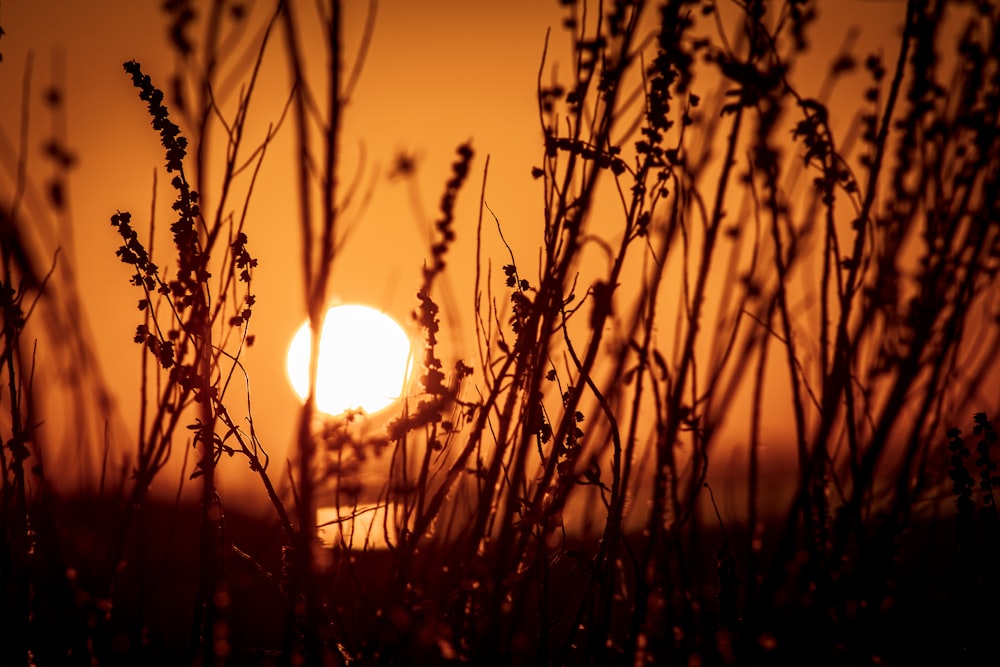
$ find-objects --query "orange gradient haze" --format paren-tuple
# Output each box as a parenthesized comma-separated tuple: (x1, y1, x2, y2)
(1, 0, 994, 518)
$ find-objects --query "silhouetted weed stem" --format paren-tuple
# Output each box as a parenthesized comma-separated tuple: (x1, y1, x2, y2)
(752, 0, 914, 608)
(278, 0, 387, 661)
(465, 4, 657, 657)
(563, 181, 685, 663)
(838, 1, 998, 570)
(0, 215, 34, 667)
(755, 45, 826, 577)
(119, 58, 218, 661)
(705, 481, 739, 630)
(107, 30, 301, 658)
(632, 59, 747, 665)
(278, 0, 334, 656)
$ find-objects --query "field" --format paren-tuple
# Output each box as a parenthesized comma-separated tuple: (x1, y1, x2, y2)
(2, 1, 999, 665)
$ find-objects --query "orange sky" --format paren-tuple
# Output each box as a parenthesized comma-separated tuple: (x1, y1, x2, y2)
(8, 0, 983, 515)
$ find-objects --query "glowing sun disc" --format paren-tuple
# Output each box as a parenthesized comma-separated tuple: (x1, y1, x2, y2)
(286, 304, 412, 416)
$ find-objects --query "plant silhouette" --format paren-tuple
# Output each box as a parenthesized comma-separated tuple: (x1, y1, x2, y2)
(1, 1, 999, 665)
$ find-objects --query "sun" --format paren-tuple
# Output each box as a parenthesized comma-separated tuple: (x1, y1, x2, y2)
(286, 304, 413, 416)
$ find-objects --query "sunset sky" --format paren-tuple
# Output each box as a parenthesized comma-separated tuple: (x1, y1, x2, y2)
(7, 5, 1000, 666)
(0, 1, 933, 504)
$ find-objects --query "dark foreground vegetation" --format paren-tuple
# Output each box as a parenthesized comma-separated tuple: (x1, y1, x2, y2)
(2, 0, 999, 664)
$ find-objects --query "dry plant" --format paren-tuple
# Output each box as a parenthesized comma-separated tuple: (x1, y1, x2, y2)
(1, 0, 999, 665)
